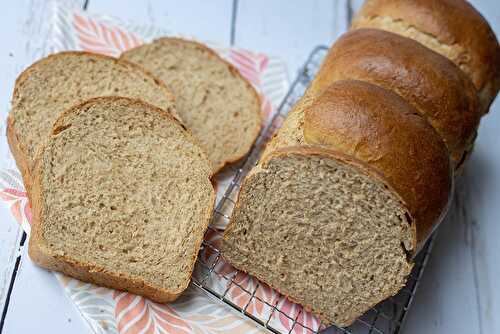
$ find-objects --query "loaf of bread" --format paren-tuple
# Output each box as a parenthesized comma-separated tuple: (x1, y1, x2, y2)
(8, 51, 177, 187)
(352, 0, 500, 113)
(312, 28, 481, 170)
(222, 80, 452, 326)
(29, 97, 214, 302)
(222, 0, 499, 327)
(121, 37, 262, 173)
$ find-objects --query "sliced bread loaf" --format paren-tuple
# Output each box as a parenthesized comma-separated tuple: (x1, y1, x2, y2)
(312, 28, 481, 170)
(29, 97, 215, 302)
(121, 37, 262, 173)
(8, 51, 177, 186)
(222, 80, 452, 326)
(351, 0, 500, 112)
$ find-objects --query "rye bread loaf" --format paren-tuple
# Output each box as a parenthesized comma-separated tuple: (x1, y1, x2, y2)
(8, 51, 178, 186)
(313, 28, 481, 169)
(29, 97, 215, 302)
(222, 80, 452, 326)
(121, 37, 262, 173)
(351, 0, 500, 112)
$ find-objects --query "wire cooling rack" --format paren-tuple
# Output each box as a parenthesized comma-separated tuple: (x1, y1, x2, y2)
(190, 46, 436, 334)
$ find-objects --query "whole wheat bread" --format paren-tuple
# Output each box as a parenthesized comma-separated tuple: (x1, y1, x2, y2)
(222, 80, 452, 326)
(351, 0, 500, 112)
(121, 37, 262, 172)
(313, 28, 481, 170)
(222, 147, 414, 327)
(8, 51, 177, 186)
(29, 97, 215, 302)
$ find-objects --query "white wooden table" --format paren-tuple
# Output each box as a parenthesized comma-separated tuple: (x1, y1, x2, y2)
(1, 1, 499, 333)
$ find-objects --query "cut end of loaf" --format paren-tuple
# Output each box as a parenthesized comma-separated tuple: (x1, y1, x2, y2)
(29, 97, 214, 301)
(222, 149, 413, 327)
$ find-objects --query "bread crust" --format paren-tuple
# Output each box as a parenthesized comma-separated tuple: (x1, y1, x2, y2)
(303, 80, 452, 251)
(121, 37, 263, 173)
(222, 146, 415, 326)
(312, 28, 481, 169)
(9, 51, 180, 186)
(6, 115, 32, 192)
(29, 96, 215, 303)
(352, 0, 500, 111)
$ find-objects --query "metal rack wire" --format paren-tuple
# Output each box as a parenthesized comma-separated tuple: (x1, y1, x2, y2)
(190, 46, 436, 334)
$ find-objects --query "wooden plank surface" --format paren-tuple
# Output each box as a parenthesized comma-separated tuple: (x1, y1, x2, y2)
(1, 1, 500, 333)
(234, 0, 347, 78)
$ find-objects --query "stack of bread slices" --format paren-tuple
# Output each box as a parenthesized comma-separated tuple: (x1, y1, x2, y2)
(8, 39, 262, 301)
(222, 0, 500, 327)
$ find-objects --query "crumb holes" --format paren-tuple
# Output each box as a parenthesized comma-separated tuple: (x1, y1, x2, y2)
(279, 273, 286, 280)
(110, 206, 117, 210)
(401, 242, 412, 262)
(404, 212, 413, 225)
(233, 112, 239, 117)
(370, 275, 374, 281)
(185, 177, 190, 183)
(98, 245, 105, 251)
(99, 203, 105, 209)
(242, 229, 247, 236)
(114, 87, 120, 93)
(53, 124, 72, 135)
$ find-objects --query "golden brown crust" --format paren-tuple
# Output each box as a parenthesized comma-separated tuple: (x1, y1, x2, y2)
(313, 28, 481, 169)
(121, 37, 263, 173)
(352, 0, 500, 111)
(9, 51, 181, 185)
(29, 96, 215, 303)
(303, 80, 452, 251)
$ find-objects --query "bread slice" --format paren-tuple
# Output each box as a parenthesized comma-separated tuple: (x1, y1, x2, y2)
(222, 147, 413, 327)
(121, 37, 262, 173)
(222, 80, 452, 326)
(351, 0, 500, 112)
(8, 51, 178, 186)
(29, 97, 215, 302)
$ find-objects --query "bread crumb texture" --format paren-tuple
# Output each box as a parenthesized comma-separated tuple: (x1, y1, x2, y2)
(34, 98, 213, 295)
(223, 152, 413, 326)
